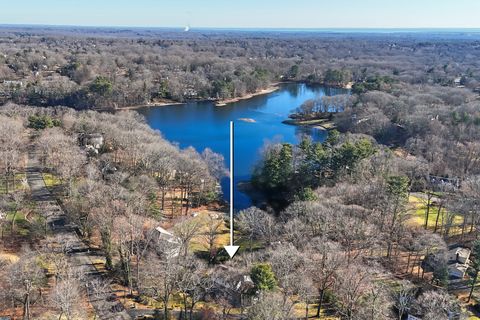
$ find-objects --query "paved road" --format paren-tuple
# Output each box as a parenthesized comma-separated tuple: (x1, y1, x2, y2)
(27, 148, 132, 320)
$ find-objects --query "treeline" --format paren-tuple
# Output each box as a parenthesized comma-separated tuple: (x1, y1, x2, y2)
(1, 28, 480, 109)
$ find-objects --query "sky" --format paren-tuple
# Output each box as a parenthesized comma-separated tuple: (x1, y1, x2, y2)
(1, 0, 479, 29)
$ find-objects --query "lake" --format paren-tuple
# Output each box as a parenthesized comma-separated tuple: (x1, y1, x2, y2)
(139, 83, 347, 210)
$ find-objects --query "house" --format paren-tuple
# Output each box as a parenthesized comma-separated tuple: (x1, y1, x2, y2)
(83, 133, 104, 149)
(448, 263, 469, 279)
(3, 80, 23, 87)
(446, 246, 471, 279)
(428, 175, 460, 192)
(80, 133, 104, 154)
(234, 275, 255, 293)
(448, 247, 471, 265)
(154, 226, 181, 258)
(183, 87, 198, 98)
(424, 246, 471, 280)
(211, 266, 255, 307)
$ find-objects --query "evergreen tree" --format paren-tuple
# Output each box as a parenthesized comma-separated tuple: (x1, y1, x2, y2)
(251, 263, 277, 291)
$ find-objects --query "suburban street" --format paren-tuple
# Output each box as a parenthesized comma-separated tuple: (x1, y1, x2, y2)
(26, 146, 132, 320)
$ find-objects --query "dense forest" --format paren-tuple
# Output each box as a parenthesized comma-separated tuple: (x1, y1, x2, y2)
(1, 26, 480, 319)
(1, 26, 479, 109)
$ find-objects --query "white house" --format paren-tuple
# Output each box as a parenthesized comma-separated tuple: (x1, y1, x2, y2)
(448, 247, 471, 264)
(3, 80, 23, 87)
(82, 133, 104, 150)
(155, 226, 181, 258)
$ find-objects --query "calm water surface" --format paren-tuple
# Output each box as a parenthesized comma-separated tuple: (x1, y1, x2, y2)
(139, 83, 347, 209)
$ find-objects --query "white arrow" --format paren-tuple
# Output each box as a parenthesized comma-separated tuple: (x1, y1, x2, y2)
(224, 121, 239, 259)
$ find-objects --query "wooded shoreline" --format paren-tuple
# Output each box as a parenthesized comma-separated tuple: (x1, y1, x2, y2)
(101, 80, 351, 111)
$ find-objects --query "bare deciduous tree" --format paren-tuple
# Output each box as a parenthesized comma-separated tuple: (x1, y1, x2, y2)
(5, 249, 46, 320)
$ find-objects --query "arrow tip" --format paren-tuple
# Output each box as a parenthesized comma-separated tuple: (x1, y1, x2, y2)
(224, 245, 240, 259)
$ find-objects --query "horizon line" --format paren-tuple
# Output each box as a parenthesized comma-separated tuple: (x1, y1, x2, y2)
(1, 23, 480, 33)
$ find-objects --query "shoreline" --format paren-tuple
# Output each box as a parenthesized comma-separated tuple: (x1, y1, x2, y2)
(214, 83, 281, 107)
(114, 100, 183, 111)
(102, 80, 350, 111)
(108, 84, 282, 111)
(282, 117, 337, 130)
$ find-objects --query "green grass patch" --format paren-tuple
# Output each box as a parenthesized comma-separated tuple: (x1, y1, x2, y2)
(4, 208, 47, 238)
(408, 195, 464, 234)
(187, 211, 265, 264)
(0, 173, 27, 194)
(6, 211, 30, 236)
(43, 173, 62, 188)
(293, 302, 338, 319)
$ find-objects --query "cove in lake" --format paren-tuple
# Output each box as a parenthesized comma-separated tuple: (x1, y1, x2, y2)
(139, 83, 348, 210)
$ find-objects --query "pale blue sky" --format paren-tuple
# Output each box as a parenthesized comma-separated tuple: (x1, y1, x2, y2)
(1, 0, 479, 29)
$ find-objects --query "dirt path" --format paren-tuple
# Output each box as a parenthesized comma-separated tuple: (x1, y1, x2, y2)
(27, 147, 132, 320)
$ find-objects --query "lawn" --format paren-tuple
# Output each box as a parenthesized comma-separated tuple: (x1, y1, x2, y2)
(188, 211, 229, 251)
(188, 210, 264, 256)
(293, 301, 338, 319)
(5, 211, 30, 236)
(42, 173, 62, 188)
(0, 173, 27, 194)
(2, 205, 47, 240)
(407, 195, 465, 235)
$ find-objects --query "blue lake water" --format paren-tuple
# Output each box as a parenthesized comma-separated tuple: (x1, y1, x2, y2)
(139, 83, 347, 210)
